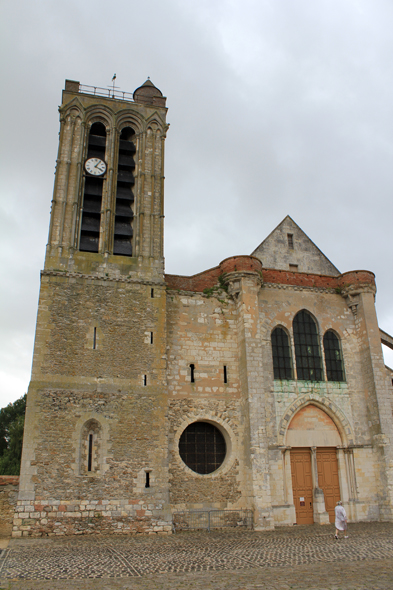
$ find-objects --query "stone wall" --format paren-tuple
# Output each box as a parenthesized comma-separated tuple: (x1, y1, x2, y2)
(252, 215, 340, 275)
(16, 273, 171, 537)
(0, 477, 19, 537)
(166, 290, 253, 511)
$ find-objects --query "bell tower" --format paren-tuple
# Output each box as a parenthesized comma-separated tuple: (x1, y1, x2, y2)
(16, 80, 172, 537)
(46, 78, 168, 278)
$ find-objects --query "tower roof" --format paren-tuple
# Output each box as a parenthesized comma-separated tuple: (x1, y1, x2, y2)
(133, 79, 166, 106)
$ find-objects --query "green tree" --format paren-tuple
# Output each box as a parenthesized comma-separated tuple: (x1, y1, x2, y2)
(0, 394, 26, 475)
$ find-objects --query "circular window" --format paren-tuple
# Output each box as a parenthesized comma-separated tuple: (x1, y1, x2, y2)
(178, 421, 226, 474)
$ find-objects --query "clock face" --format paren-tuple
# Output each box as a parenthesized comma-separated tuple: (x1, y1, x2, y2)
(85, 158, 107, 176)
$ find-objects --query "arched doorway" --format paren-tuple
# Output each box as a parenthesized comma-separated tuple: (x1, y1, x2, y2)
(287, 404, 342, 524)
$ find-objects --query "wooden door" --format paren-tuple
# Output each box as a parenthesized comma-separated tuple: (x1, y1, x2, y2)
(317, 448, 341, 523)
(290, 449, 314, 524)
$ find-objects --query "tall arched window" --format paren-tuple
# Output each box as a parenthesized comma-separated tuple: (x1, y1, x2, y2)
(323, 330, 345, 382)
(271, 327, 293, 380)
(293, 310, 323, 381)
(113, 126, 136, 256)
(80, 122, 106, 253)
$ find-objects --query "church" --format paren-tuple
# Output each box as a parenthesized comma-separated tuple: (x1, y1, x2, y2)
(14, 79, 393, 537)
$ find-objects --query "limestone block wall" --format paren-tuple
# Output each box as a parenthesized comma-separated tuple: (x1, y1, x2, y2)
(15, 274, 170, 537)
(35, 274, 166, 381)
(257, 283, 389, 523)
(258, 284, 369, 446)
(166, 290, 253, 510)
(352, 447, 380, 521)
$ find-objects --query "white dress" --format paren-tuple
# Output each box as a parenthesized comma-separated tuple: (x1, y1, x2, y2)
(335, 505, 347, 530)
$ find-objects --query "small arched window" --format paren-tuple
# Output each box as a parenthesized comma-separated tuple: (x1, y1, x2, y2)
(80, 419, 102, 475)
(323, 330, 345, 382)
(293, 310, 323, 381)
(271, 327, 293, 380)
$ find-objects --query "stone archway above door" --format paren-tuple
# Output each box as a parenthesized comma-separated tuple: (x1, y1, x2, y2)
(277, 395, 354, 447)
(286, 405, 341, 447)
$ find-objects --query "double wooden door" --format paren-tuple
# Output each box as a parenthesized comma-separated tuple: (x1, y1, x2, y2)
(290, 447, 340, 525)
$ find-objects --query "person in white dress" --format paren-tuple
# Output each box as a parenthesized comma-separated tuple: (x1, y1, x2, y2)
(334, 501, 348, 539)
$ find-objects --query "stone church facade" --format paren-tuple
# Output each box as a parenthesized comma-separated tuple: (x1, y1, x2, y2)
(14, 80, 393, 537)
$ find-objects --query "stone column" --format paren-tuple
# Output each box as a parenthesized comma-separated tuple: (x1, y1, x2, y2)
(282, 448, 297, 525)
(342, 273, 393, 520)
(223, 256, 273, 529)
(311, 447, 330, 525)
(339, 448, 357, 521)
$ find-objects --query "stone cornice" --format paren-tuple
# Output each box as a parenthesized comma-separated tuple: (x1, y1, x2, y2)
(41, 270, 165, 286)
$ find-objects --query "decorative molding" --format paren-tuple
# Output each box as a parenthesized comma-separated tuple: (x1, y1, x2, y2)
(41, 270, 165, 286)
(277, 394, 354, 447)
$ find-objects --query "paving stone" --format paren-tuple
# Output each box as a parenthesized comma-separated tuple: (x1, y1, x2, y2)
(0, 522, 392, 589)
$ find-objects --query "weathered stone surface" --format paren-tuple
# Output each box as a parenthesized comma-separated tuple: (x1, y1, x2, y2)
(13, 80, 393, 538)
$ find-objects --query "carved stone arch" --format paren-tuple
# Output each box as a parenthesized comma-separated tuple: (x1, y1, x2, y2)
(278, 395, 354, 446)
(146, 110, 166, 127)
(84, 105, 114, 130)
(173, 411, 237, 478)
(293, 308, 321, 334)
(271, 322, 291, 339)
(145, 114, 166, 134)
(116, 109, 144, 135)
(61, 101, 83, 123)
(59, 96, 84, 116)
(321, 327, 343, 342)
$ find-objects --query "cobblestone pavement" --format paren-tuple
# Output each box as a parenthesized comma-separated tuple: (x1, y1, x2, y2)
(0, 522, 392, 589)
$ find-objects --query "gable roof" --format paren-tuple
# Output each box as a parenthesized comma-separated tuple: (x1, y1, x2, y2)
(251, 216, 340, 276)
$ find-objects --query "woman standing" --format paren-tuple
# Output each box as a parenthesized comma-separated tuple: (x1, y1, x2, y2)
(334, 501, 348, 539)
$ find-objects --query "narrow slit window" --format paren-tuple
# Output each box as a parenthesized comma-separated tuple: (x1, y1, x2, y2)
(287, 233, 294, 249)
(145, 471, 150, 488)
(151, 288, 154, 298)
(190, 364, 195, 383)
(223, 365, 228, 384)
(80, 419, 101, 476)
(93, 327, 97, 350)
(150, 332, 153, 344)
(88, 433, 93, 472)
(143, 375, 147, 386)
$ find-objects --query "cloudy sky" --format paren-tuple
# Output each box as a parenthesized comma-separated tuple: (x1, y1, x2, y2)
(1, 0, 392, 406)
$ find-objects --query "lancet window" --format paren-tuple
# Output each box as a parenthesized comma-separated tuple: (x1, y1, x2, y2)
(293, 310, 323, 381)
(271, 326, 293, 380)
(323, 330, 345, 381)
